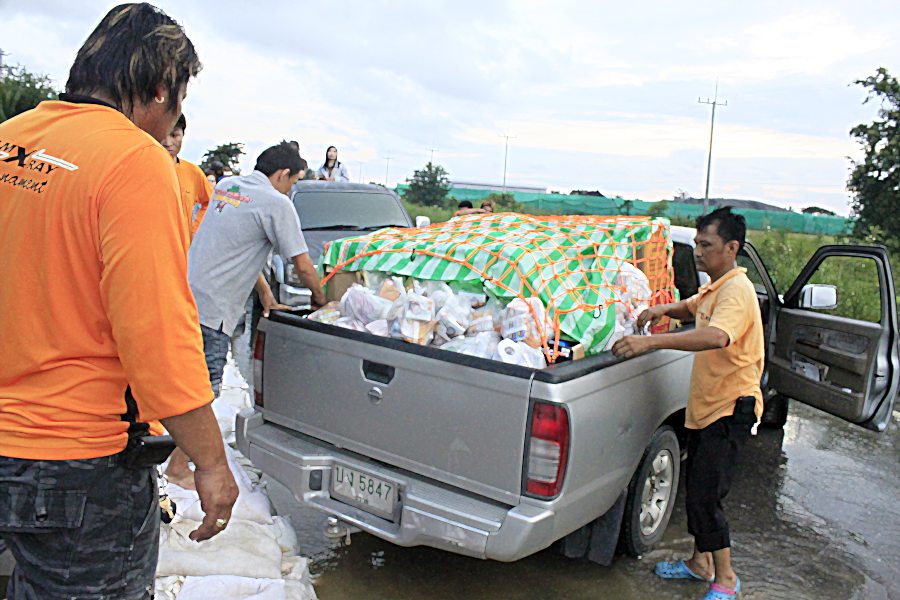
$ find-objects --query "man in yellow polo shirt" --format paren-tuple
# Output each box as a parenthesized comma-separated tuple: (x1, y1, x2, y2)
(612, 207, 763, 600)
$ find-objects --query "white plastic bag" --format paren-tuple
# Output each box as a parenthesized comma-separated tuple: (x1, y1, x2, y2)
(466, 298, 501, 335)
(365, 319, 390, 337)
(307, 301, 341, 324)
(420, 280, 454, 311)
(603, 261, 652, 350)
(493, 339, 547, 368)
(441, 332, 500, 359)
(433, 294, 473, 346)
(500, 297, 551, 348)
(340, 284, 393, 325)
(334, 317, 366, 331)
(388, 288, 436, 345)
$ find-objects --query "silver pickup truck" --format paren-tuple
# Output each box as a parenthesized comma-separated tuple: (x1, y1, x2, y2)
(237, 228, 898, 562)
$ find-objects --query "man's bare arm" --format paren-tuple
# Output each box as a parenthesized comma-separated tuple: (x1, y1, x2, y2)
(636, 300, 694, 329)
(292, 253, 326, 307)
(612, 326, 729, 359)
(161, 405, 238, 541)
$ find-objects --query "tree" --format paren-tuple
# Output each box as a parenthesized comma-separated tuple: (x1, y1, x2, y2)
(482, 192, 522, 211)
(402, 162, 451, 207)
(802, 206, 836, 216)
(0, 64, 58, 124)
(201, 142, 245, 175)
(646, 201, 669, 218)
(848, 68, 900, 251)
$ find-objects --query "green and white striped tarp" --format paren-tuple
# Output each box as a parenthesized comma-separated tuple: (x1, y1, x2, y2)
(321, 213, 674, 355)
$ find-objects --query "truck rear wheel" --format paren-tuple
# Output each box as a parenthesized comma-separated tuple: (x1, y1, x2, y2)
(620, 425, 680, 557)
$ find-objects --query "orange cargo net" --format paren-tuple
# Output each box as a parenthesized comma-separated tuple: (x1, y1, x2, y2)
(321, 213, 676, 361)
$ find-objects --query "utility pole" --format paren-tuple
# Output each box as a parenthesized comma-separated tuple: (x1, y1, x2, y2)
(383, 156, 392, 186)
(357, 162, 364, 183)
(0, 48, 7, 70)
(499, 133, 516, 193)
(698, 79, 727, 214)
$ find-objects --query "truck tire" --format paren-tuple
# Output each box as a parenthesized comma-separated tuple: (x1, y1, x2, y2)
(620, 425, 680, 557)
(760, 394, 789, 429)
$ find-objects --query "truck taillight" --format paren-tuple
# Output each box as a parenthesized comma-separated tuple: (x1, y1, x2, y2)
(526, 401, 569, 498)
(253, 332, 265, 408)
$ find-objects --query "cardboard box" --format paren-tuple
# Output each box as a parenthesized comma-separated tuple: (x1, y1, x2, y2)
(324, 269, 362, 303)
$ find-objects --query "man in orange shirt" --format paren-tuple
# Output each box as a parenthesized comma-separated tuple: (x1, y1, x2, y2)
(162, 113, 213, 235)
(613, 207, 763, 600)
(0, 4, 237, 599)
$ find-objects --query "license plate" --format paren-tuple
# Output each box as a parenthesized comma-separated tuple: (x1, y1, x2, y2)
(330, 465, 397, 520)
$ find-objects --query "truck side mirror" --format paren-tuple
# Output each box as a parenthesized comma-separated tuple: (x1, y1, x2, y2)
(799, 284, 837, 310)
(415, 216, 431, 228)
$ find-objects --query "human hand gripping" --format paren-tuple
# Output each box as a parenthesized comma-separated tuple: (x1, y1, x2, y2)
(611, 334, 655, 359)
(636, 305, 668, 330)
(189, 461, 239, 542)
(262, 295, 293, 317)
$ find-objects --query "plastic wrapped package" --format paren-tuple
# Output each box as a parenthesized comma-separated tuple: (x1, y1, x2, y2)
(388, 290, 436, 345)
(419, 280, 454, 311)
(307, 301, 341, 325)
(362, 270, 389, 292)
(365, 319, 390, 337)
(377, 278, 404, 302)
(456, 290, 487, 308)
(340, 284, 393, 325)
(432, 295, 473, 347)
(602, 262, 653, 350)
(492, 339, 547, 368)
(466, 298, 501, 335)
(334, 317, 366, 332)
(441, 332, 501, 359)
(500, 297, 552, 348)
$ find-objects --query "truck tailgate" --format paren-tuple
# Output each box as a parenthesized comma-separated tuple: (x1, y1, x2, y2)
(259, 317, 534, 505)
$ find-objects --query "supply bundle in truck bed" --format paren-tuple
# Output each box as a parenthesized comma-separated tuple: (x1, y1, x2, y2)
(316, 213, 678, 362)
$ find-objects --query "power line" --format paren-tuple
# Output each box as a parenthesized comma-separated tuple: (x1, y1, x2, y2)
(499, 133, 517, 193)
(383, 156, 393, 186)
(698, 79, 727, 214)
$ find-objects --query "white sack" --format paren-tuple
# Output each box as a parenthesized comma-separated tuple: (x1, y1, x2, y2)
(157, 519, 282, 579)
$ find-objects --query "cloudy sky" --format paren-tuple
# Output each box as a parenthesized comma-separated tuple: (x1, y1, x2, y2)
(1, 1, 897, 214)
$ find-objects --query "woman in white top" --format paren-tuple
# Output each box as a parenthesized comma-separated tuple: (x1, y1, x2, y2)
(317, 145, 350, 181)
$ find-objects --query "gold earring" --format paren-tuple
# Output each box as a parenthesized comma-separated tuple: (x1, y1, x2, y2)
(155, 96, 165, 104)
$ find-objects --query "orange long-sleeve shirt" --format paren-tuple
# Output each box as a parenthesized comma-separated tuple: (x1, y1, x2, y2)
(0, 100, 213, 460)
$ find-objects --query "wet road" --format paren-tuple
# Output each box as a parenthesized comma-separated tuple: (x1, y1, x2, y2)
(266, 403, 900, 600)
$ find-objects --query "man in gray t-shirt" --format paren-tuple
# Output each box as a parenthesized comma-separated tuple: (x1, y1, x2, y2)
(188, 141, 326, 394)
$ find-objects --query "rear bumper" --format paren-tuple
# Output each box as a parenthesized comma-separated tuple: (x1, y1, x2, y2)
(236, 409, 556, 561)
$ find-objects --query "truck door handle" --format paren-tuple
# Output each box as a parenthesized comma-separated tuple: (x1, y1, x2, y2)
(362, 360, 395, 385)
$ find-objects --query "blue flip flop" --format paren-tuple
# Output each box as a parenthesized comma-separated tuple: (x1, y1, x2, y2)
(701, 577, 741, 599)
(654, 559, 714, 582)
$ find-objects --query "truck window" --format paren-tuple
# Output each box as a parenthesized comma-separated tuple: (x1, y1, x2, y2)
(737, 253, 769, 296)
(672, 242, 698, 300)
(293, 191, 409, 229)
(802, 255, 881, 323)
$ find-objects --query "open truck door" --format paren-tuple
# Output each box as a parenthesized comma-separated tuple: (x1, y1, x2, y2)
(767, 245, 899, 432)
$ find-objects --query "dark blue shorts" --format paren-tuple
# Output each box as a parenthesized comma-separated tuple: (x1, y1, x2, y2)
(0, 455, 159, 600)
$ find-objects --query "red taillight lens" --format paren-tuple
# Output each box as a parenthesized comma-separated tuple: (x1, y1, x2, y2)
(526, 401, 569, 498)
(253, 332, 265, 408)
